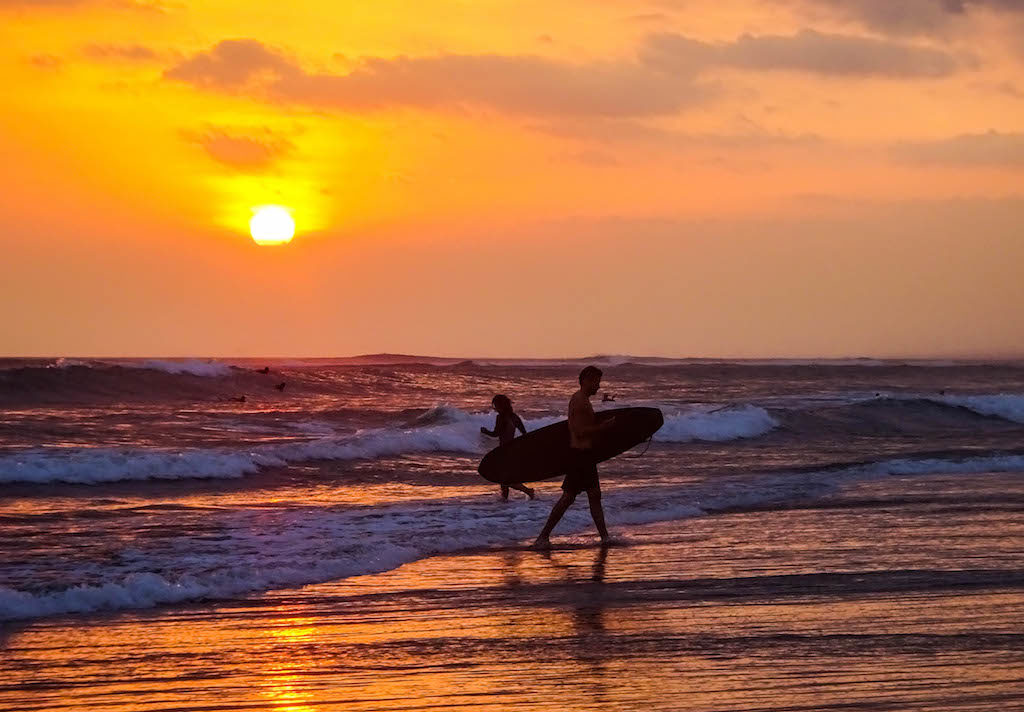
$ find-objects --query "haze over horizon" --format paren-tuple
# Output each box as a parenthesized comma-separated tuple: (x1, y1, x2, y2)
(19, 351, 1024, 363)
(2, 0, 1022, 358)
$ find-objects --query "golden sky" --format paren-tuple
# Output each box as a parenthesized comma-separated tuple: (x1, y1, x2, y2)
(1, 0, 1022, 357)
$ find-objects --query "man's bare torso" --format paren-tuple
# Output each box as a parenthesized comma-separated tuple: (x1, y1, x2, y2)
(568, 390, 595, 450)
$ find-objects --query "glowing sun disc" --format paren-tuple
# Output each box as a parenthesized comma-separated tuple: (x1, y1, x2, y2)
(250, 206, 295, 245)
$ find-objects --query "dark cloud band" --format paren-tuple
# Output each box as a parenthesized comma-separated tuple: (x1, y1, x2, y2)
(165, 31, 962, 119)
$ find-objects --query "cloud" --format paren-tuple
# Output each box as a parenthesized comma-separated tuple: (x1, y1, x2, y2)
(286, 55, 713, 117)
(644, 29, 961, 77)
(82, 44, 160, 61)
(627, 12, 673, 23)
(536, 117, 824, 149)
(894, 131, 1024, 165)
(0, 0, 84, 5)
(164, 30, 962, 120)
(27, 54, 62, 69)
(164, 39, 300, 89)
(0, 0, 171, 8)
(180, 127, 294, 170)
(971, 80, 1024, 98)
(552, 149, 621, 166)
(795, 0, 1024, 35)
(165, 39, 712, 118)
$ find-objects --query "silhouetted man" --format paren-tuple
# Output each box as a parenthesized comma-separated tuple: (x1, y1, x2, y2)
(533, 366, 615, 549)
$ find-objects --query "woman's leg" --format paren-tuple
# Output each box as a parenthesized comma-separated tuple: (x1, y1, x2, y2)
(508, 483, 536, 499)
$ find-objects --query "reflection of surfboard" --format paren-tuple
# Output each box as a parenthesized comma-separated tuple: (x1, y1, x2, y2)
(478, 407, 663, 485)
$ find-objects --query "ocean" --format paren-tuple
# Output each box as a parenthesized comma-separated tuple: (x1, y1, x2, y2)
(1, 356, 1023, 711)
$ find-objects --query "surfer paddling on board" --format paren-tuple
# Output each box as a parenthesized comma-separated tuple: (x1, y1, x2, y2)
(533, 366, 616, 549)
(481, 395, 536, 500)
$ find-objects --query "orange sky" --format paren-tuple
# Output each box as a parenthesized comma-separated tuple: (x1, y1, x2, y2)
(1, 0, 1022, 358)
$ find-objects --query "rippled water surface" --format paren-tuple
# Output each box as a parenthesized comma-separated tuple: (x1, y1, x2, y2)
(1, 357, 1022, 710)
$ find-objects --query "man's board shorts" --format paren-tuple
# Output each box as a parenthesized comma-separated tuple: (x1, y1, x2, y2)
(562, 448, 599, 495)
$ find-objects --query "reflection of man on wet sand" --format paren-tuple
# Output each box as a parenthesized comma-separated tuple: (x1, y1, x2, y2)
(533, 366, 615, 549)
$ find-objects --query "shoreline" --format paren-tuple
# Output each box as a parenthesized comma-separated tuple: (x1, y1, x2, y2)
(3, 470, 1023, 711)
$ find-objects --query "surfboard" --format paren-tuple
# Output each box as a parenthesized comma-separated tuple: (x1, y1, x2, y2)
(478, 407, 664, 485)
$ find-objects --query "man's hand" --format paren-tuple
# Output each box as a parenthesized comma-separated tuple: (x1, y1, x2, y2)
(600, 416, 616, 431)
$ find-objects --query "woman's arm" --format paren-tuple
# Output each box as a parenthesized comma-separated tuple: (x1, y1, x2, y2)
(480, 414, 501, 437)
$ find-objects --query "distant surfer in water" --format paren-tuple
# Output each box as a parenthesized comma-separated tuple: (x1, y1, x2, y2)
(533, 366, 616, 549)
(481, 395, 536, 500)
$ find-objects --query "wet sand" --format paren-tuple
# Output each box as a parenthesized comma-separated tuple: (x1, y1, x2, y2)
(3, 471, 1023, 712)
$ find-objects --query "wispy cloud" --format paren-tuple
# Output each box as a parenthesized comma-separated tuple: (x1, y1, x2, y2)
(893, 130, 1024, 165)
(644, 29, 962, 77)
(164, 39, 300, 89)
(0, 0, 173, 9)
(165, 39, 713, 118)
(165, 29, 963, 121)
(0, 0, 85, 6)
(82, 44, 161, 61)
(26, 53, 62, 69)
(180, 126, 295, 170)
(792, 0, 1024, 35)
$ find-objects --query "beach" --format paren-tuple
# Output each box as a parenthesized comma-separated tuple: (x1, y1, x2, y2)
(2, 358, 1023, 710)
(3, 469, 1023, 711)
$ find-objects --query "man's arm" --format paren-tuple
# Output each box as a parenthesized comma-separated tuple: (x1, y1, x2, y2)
(514, 414, 527, 436)
(569, 399, 615, 438)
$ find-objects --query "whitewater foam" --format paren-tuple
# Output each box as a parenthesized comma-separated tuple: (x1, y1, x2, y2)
(4, 449, 1023, 622)
(0, 406, 783, 485)
(137, 359, 233, 377)
(0, 448, 279, 485)
(935, 394, 1024, 425)
(657, 405, 780, 442)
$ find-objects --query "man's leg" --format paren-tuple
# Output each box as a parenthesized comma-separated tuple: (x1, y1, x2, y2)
(500, 485, 509, 500)
(586, 487, 609, 541)
(533, 491, 576, 547)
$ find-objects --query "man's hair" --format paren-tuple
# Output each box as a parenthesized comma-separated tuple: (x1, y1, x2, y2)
(578, 365, 603, 385)
(492, 394, 512, 410)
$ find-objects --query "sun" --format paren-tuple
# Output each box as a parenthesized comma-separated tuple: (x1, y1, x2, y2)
(249, 206, 295, 245)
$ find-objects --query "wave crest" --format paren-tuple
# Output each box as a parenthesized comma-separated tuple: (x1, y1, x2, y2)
(4, 450, 1023, 621)
(657, 405, 779, 443)
(0, 405, 782, 486)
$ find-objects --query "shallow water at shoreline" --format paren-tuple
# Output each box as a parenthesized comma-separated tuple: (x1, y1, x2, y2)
(3, 471, 1022, 711)
(3, 359, 1024, 624)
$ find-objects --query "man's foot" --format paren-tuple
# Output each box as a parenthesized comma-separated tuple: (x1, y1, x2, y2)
(526, 487, 536, 500)
(530, 536, 551, 550)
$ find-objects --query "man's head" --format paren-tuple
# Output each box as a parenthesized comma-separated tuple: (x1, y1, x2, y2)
(578, 365, 603, 396)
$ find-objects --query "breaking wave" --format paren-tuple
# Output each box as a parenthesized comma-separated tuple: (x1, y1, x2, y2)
(934, 394, 1024, 425)
(134, 359, 232, 377)
(656, 405, 779, 442)
(0, 406, 783, 485)
(3, 450, 1023, 621)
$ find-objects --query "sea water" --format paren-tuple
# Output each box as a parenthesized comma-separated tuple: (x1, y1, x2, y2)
(2, 356, 1024, 622)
